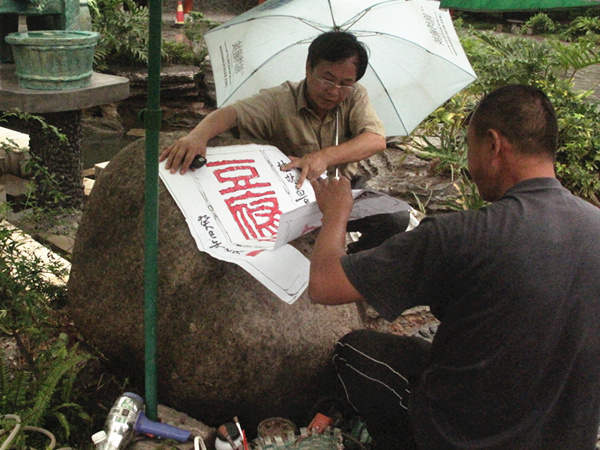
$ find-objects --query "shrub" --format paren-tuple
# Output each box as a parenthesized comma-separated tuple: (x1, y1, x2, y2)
(521, 12, 556, 34)
(563, 15, 600, 40)
(410, 31, 600, 209)
(0, 222, 92, 448)
(92, 0, 151, 68)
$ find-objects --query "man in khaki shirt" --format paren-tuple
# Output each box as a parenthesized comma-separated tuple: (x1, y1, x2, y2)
(160, 31, 386, 188)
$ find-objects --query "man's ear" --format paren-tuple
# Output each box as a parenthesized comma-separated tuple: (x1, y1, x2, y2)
(488, 129, 504, 159)
(305, 60, 311, 77)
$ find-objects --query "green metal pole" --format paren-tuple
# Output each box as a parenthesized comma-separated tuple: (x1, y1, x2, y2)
(144, 0, 162, 421)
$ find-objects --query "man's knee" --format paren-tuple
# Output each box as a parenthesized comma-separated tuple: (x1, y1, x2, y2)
(334, 329, 382, 361)
(337, 329, 373, 347)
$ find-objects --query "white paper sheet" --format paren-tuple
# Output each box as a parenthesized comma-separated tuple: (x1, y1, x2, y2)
(159, 144, 414, 304)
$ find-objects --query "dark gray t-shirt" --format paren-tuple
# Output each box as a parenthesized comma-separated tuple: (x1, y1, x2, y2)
(341, 178, 600, 449)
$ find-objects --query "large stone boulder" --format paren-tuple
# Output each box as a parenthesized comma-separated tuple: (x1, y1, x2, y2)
(67, 132, 361, 433)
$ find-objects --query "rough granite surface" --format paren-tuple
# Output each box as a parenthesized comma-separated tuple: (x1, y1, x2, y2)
(66, 132, 362, 433)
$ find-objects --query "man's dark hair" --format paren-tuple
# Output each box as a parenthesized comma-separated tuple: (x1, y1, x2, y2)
(307, 31, 369, 81)
(470, 84, 558, 158)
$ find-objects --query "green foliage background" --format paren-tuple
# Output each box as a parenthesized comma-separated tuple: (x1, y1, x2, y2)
(413, 25, 600, 209)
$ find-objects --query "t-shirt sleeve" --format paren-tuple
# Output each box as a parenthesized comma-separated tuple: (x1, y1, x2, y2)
(348, 84, 385, 137)
(231, 88, 278, 141)
(340, 216, 450, 321)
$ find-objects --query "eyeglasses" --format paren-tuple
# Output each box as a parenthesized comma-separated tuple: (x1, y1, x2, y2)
(313, 76, 355, 95)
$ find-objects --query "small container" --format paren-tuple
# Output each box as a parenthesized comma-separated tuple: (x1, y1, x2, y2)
(5, 30, 100, 90)
(257, 417, 297, 440)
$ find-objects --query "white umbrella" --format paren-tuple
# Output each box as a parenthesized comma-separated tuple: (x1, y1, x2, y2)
(204, 0, 477, 137)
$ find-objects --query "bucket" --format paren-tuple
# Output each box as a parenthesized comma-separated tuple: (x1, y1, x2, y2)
(4, 30, 100, 90)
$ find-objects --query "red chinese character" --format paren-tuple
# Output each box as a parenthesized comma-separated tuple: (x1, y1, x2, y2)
(225, 190, 280, 241)
(208, 159, 271, 194)
(208, 159, 281, 242)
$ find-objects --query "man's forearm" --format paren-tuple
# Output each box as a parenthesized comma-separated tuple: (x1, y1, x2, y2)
(308, 177, 364, 304)
(309, 210, 363, 305)
(320, 131, 386, 167)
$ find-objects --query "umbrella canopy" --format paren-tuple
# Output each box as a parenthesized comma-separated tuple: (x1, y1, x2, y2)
(204, 0, 476, 137)
(440, 0, 600, 12)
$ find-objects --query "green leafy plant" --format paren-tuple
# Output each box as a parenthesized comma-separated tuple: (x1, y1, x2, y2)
(0, 337, 91, 448)
(162, 40, 199, 65)
(563, 15, 600, 40)
(183, 11, 219, 42)
(0, 220, 92, 447)
(464, 31, 557, 93)
(548, 37, 600, 82)
(91, 0, 209, 68)
(521, 12, 556, 34)
(91, 0, 151, 68)
(1, 111, 66, 145)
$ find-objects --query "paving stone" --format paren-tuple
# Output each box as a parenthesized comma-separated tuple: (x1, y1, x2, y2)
(0, 173, 30, 196)
(38, 231, 75, 255)
(573, 64, 600, 103)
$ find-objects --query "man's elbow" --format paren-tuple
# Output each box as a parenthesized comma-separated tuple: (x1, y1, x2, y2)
(374, 134, 386, 151)
(307, 270, 361, 305)
(365, 133, 386, 154)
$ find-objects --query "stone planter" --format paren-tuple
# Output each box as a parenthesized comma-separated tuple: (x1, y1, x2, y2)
(5, 30, 99, 90)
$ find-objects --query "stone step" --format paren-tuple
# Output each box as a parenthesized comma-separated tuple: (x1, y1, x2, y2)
(0, 125, 29, 148)
(0, 219, 70, 286)
(0, 173, 31, 197)
(0, 126, 30, 177)
(95, 161, 109, 178)
(83, 177, 95, 197)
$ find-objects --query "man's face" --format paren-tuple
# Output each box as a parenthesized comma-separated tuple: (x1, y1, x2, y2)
(467, 123, 501, 202)
(305, 56, 358, 115)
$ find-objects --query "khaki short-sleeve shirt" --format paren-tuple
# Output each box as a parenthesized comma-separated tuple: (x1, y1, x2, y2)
(231, 80, 384, 177)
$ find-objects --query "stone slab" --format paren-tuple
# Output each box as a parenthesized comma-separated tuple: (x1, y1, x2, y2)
(0, 219, 71, 286)
(38, 231, 75, 254)
(0, 64, 130, 113)
(94, 160, 109, 178)
(0, 125, 29, 148)
(0, 173, 30, 196)
(83, 176, 94, 196)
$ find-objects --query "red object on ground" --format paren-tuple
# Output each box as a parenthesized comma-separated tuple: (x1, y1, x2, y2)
(183, 0, 193, 14)
(308, 413, 333, 434)
(175, 0, 184, 25)
(242, 430, 249, 450)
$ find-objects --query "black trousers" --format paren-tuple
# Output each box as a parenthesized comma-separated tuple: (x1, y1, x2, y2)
(333, 329, 432, 450)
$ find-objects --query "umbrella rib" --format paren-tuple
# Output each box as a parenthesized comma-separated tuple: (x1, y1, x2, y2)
(367, 61, 409, 136)
(327, 0, 338, 29)
(353, 30, 477, 79)
(219, 40, 315, 106)
(340, 0, 399, 30)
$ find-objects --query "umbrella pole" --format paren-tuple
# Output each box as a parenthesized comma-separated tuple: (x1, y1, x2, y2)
(143, 0, 162, 422)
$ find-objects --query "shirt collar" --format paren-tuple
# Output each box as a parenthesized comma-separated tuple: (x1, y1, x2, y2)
(503, 177, 563, 197)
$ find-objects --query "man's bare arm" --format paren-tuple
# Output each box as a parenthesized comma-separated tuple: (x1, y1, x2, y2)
(159, 106, 238, 174)
(308, 177, 364, 305)
(283, 131, 386, 187)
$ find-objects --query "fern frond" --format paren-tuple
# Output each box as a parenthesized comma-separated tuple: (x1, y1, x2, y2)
(24, 350, 89, 427)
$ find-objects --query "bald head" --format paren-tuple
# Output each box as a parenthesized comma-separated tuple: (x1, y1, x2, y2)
(470, 85, 558, 160)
